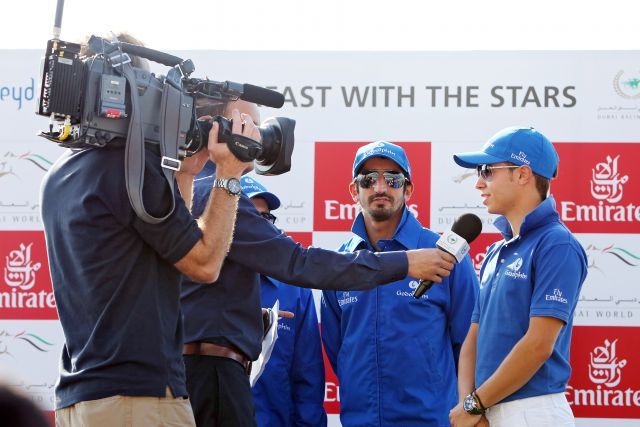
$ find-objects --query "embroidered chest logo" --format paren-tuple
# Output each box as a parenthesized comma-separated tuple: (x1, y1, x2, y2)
(504, 257, 528, 280)
(338, 292, 358, 307)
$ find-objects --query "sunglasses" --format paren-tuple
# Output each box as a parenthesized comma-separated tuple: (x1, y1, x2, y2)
(356, 171, 407, 189)
(476, 164, 521, 181)
(260, 212, 277, 224)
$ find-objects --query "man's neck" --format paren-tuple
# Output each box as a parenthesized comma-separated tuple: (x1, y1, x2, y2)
(363, 210, 403, 250)
(505, 194, 544, 237)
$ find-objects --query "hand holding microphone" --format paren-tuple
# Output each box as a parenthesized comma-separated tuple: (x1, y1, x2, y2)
(413, 213, 482, 299)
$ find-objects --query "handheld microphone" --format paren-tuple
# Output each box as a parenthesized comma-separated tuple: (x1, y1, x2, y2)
(412, 213, 482, 299)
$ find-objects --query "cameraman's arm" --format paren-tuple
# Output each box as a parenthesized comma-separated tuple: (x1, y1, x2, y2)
(176, 149, 208, 210)
(175, 109, 256, 283)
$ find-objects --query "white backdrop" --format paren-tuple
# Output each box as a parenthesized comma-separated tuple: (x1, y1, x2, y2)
(0, 49, 639, 425)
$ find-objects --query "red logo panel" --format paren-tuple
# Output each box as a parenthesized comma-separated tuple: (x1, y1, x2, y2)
(322, 343, 341, 414)
(286, 232, 313, 248)
(553, 143, 640, 233)
(314, 142, 431, 232)
(468, 233, 503, 277)
(568, 326, 640, 418)
(0, 231, 57, 319)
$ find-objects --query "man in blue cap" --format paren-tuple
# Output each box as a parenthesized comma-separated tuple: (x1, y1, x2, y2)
(241, 175, 327, 427)
(321, 141, 479, 426)
(449, 127, 587, 427)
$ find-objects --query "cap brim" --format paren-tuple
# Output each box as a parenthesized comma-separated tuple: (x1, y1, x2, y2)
(453, 151, 505, 169)
(248, 191, 281, 210)
(354, 153, 410, 178)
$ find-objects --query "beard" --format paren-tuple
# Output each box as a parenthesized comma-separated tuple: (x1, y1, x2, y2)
(365, 193, 401, 221)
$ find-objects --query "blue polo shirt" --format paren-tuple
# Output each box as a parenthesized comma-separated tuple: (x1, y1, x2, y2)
(322, 207, 478, 426)
(181, 164, 409, 361)
(253, 276, 327, 427)
(41, 145, 202, 409)
(473, 196, 588, 403)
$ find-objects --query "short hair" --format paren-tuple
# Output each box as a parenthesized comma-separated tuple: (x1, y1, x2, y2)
(505, 162, 549, 201)
(80, 32, 149, 70)
(534, 173, 550, 201)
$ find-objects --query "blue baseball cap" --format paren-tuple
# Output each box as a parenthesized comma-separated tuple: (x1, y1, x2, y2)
(352, 141, 412, 179)
(453, 127, 559, 179)
(240, 176, 281, 210)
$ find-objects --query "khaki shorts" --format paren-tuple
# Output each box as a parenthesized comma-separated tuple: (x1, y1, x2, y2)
(55, 387, 195, 427)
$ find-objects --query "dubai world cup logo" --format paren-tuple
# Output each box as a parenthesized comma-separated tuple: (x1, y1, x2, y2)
(590, 155, 629, 204)
(589, 338, 627, 388)
(4, 243, 41, 291)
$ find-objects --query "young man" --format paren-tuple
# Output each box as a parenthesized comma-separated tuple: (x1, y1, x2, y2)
(321, 141, 479, 426)
(181, 104, 456, 427)
(449, 127, 588, 427)
(241, 176, 327, 427)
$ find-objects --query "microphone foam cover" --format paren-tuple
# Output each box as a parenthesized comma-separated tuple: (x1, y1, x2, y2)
(451, 213, 483, 244)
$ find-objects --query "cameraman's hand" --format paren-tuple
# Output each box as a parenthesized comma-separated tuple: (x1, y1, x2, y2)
(406, 248, 455, 283)
(208, 108, 256, 178)
(178, 115, 214, 177)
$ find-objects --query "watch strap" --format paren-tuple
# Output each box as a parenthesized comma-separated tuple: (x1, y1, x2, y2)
(212, 178, 241, 196)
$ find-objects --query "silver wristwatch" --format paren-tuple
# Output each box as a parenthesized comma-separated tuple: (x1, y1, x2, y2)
(463, 392, 486, 415)
(212, 178, 242, 196)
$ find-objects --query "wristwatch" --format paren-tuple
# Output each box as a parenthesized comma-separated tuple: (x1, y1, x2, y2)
(213, 178, 242, 196)
(463, 392, 486, 415)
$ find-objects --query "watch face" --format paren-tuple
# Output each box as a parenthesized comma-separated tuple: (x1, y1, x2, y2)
(463, 395, 474, 412)
(228, 178, 242, 195)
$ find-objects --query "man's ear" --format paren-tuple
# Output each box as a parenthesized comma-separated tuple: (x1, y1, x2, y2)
(403, 181, 414, 202)
(518, 165, 534, 185)
(349, 181, 359, 203)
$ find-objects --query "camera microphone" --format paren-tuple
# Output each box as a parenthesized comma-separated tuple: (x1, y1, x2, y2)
(220, 81, 285, 109)
(412, 213, 482, 299)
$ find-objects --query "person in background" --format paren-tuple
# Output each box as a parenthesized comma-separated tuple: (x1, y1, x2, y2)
(242, 175, 327, 427)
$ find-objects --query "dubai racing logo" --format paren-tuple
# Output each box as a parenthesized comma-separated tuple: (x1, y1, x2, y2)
(589, 339, 627, 388)
(613, 70, 640, 100)
(4, 243, 41, 291)
(590, 155, 629, 204)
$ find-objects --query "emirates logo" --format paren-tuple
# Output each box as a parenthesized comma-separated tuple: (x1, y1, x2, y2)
(589, 339, 627, 388)
(4, 243, 41, 291)
(590, 155, 629, 204)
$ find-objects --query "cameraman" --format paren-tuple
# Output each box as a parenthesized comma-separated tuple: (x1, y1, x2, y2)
(41, 45, 257, 425)
(181, 100, 457, 426)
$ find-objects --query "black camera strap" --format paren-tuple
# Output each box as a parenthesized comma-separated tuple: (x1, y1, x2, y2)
(120, 60, 178, 224)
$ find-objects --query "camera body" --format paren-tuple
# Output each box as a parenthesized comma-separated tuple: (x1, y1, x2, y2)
(37, 36, 293, 175)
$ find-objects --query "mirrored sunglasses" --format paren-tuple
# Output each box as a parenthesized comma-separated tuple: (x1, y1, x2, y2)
(356, 171, 407, 189)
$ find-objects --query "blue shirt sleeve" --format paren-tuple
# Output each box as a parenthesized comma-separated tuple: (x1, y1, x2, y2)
(291, 290, 327, 426)
(320, 290, 342, 374)
(471, 291, 481, 324)
(447, 254, 479, 364)
(226, 195, 409, 291)
(529, 243, 586, 323)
